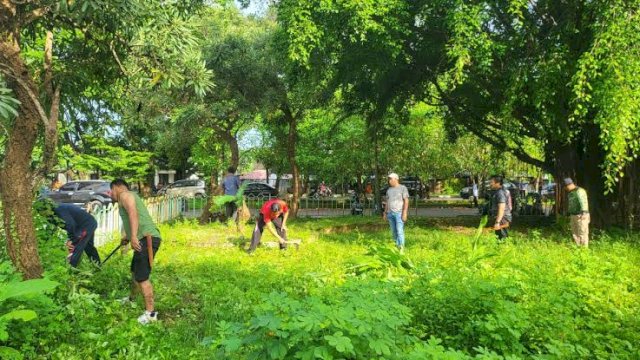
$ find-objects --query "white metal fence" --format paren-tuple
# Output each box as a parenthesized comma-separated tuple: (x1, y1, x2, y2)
(91, 196, 184, 247)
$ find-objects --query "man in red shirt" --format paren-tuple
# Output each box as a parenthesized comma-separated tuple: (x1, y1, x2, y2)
(248, 198, 289, 253)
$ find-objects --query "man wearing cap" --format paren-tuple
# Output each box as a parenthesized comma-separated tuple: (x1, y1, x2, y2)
(383, 173, 409, 252)
(247, 198, 289, 253)
(564, 178, 590, 247)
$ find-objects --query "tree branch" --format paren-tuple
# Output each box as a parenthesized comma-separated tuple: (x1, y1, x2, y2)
(110, 41, 128, 77)
(39, 85, 60, 178)
(0, 64, 50, 129)
(44, 30, 54, 98)
(0, 0, 16, 17)
(21, 6, 47, 26)
(432, 80, 548, 170)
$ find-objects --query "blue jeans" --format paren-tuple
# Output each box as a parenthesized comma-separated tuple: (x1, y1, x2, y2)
(387, 211, 405, 248)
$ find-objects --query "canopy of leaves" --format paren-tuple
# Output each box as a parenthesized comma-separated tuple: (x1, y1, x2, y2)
(276, 0, 640, 192)
(69, 138, 152, 182)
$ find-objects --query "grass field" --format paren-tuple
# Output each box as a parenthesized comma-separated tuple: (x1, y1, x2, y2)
(4, 216, 640, 359)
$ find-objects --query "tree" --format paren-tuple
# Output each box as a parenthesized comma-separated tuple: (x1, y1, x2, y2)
(70, 139, 153, 183)
(0, 0, 210, 278)
(173, 7, 315, 218)
(276, 0, 640, 227)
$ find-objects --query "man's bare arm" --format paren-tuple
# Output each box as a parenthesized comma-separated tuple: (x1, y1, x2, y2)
(120, 192, 141, 250)
(266, 222, 285, 243)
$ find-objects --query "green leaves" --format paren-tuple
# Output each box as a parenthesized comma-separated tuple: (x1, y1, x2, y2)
(0, 273, 58, 356)
(69, 138, 153, 182)
(570, 2, 640, 192)
(347, 243, 414, 280)
(324, 331, 354, 354)
(5, 216, 640, 358)
(0, 278, 58, 303)
(368, 337, 392, 356)
(0, 79, 20, 121)
(215, 281, 413, 359)
(0, 310, 37, 341)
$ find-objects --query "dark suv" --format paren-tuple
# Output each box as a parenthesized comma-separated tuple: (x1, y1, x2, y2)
(47, 180, 112, 210)
(243, 182, 279, 197)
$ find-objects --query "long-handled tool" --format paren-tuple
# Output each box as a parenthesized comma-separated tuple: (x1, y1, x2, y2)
(100, 243, 123, 266)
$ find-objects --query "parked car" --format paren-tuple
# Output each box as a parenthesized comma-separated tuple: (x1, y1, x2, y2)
(46, 180, 112, 210)
(380, 176, 428, 198)
(461, 180, 518, 199)
(160, 179, 206, 198)
(540, 183, 556, 199)
(243, 182, 279, 198)
(460, 186, 473, 199)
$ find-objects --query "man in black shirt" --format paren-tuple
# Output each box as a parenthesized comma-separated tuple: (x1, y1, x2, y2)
(489, 175, 512, 240)
(53, 204, 101, 266)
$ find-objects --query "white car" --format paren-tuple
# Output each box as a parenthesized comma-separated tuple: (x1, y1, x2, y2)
(160, 179, 206, 198)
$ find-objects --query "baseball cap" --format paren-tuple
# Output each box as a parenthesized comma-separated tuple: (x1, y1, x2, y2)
(563, 178, 574, 186)
(388, 173, 399, 180)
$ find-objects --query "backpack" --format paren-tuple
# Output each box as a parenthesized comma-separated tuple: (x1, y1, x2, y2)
(505, 188, 513, 213)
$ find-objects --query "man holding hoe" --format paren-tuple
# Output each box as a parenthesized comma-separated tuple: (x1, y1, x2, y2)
(247, 198, 290, 254)
(110, 179, 162, 325)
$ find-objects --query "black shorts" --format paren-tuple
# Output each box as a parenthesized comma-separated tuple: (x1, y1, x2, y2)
(131, 237, 161, 282)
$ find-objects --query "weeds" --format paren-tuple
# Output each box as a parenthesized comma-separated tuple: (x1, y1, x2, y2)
(2, 217, 639, 359)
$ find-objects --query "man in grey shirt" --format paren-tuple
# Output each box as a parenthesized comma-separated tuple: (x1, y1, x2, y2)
(222, 166, 241, 220)
(489, 175, 512, 240)
(383, 173, 409, 252)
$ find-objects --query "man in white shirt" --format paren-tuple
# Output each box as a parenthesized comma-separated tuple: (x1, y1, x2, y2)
(383, 173, 409, 252)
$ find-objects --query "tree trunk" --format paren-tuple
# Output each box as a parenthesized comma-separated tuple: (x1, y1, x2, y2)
(622, 159, 639, 230)
(0, 39, 44, 279)
(552, 144, 578, 218)
(551, 128, 611, 228)
(371, 127, 383, 214)
(200, 131, 237, 225)
(198, 167, 220, 224)
(275, 174, 281, 192)
(578, 126, 612, 228)
(222, 131, 239, 169)
(283, 105, 300, 217)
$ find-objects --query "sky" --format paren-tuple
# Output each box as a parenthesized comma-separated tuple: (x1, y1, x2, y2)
(235, 0, 269, 16)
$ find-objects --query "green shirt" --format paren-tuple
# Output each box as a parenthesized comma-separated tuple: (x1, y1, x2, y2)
(119, 191, 161, 240)
(568, 187, 589, 215)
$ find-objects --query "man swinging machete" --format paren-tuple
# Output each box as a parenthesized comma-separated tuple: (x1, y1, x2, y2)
(110, 179, 162, 325)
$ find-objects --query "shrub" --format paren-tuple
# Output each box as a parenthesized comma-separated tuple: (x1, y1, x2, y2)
(0, 261, 58, 360)
(213, 281, 414, 359)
